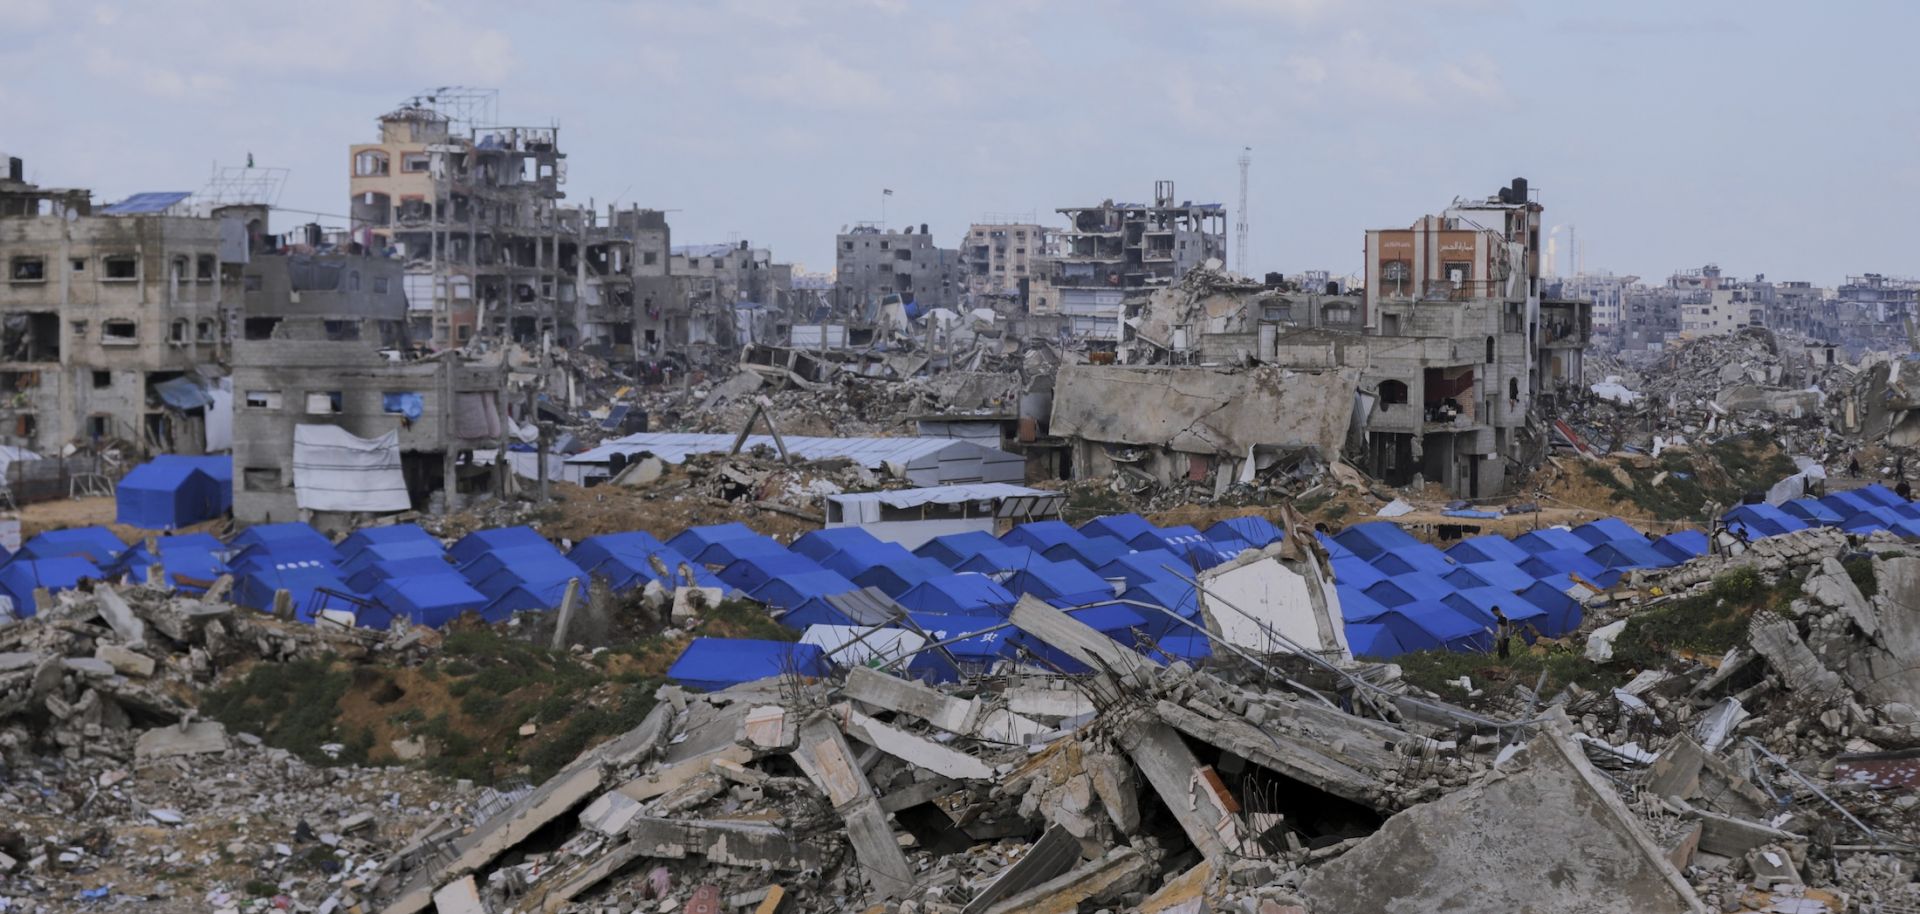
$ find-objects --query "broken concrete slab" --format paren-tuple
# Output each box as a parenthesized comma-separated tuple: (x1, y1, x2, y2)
(94, 643, 155, 678)
(1155, 699, 1395, 810)
(788, 713, 914, 899)
(836, 705, 995, 780)
(1113, 706, 1233, 866)
(626, 817, 836, 870)
(94, 587, 147, 649)
(135, 721, 229, 761)
(1299, 717, 1706, 914)
(960, 825, 1081, 914)
(979, 846, 1149, 914)
(579, 790, 644, 836)
(430, 875, 485, 914)
(843, 665, 1043, 743)
(1749, 614, 1846, 701)
(1009, 595, 1158, 689)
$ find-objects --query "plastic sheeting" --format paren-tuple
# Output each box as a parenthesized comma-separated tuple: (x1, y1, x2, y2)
(292, 425, 410, 513)
(453, 391, 504, 439)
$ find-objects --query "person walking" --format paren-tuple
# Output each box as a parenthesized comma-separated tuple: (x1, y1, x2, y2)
(1492, 606, 1513, 661)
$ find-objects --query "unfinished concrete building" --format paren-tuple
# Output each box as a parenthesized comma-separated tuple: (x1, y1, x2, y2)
(670, 241, 788, 360)
(232, 247, 509, 530)
(833, 225, 964, 316)
(0, 157, 239, 457)
(961, 222, 1051, 301)
(348, 98, 577, 349)
(577, 206, 672, 362)
(1029, 181, 1226, 342)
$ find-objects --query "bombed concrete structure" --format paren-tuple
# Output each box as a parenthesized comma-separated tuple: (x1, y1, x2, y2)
(577, 205, 672, 361)
(672, 241, 789, 358)
(1029, 180, 1227, 342)
(961, 221, 1051, 301)
(232, 246, 509, 530)
(0, 157, 240, 456)
(348, 97, 577, 349)
(834, 224, 965, 316)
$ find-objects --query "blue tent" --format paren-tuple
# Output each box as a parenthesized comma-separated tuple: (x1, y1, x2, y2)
(226, 546, 334, 577)
(1329, 556, 1389, 590)
(1166, 538, 1244, 571)
(1652, 530, 1709, 563)
(1586, 539, 1674, 572)
(719, 552, 825, 595)
(1516, 581, 1583, 635)
(668, 639, 830, 691)
(1336, 586, 1393, 623)
(1723, 504, 1807, 540)
(1207, 516, 1282, 547)
(231, 523, 338, 561)
(1079, 513, 1157, 544)
(1444, 560, 1534, 593)
(665, 523, 762, 561)
(1004, 559, 1115, 605)
(233, 566, 362, 622)
(1571, 518, 1644, 547)
(1128, 525, 1208, 554)
(369, 575, 489, 627)
(576, 550, 722, 591)
(896, 574, 1017, 615)
(0, 557, 101, 617)
(688, 536, 788, 567)
(344, 557, 459, 593)
(19, 527, 127, 565)
(904, 612, 1015, 681)
(819, 541, 919, 578)
(1373, 601, 1491, 653)
(1148, 633, 1214, 662)
(335, 524, 438, 561)
(1819, 490, 1879, 520)
(1344, 622, 1408, 659)
(1368, 543, 1457, 576)
(1839, 507, 1919, 535)
(116, 459, 227, 529)
(156, 455, 233, 513)
(956, 546, 1044, 575)
(914, 531, 1007, 567)
(1000, 520, 1086, 553)
(1316, 532, 1355, 560)
(479, 578, 577, 620)
(1856, 483, 1909, 509)
(1512, 528, 1590, 555)
(1042, 536, 1133, 570)
(1520, 549, 1607, 582)
(1447, 535, 1533, 565)
(1333, 522, 1424, 559)
(459, 545, 569, 583)
(567, 531, 673, 570)
(1781, 498, 1846, 526)
(470, 559, 584, 600)
(790, 527, 883, 562)
(1442, 588, 1548, 629)
(1095, 550, 1191, 588)
(339, 539, 449, 577)
(851, 558, 947, 598)
(1121, 580, 1201, 636)
(1363, 573, 1457, 608)
(751, 571, 859, 616)
(445, 526, 550, 565)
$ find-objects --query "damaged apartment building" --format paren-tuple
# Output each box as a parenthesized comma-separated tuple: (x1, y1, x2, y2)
(0, 156, 243, 458)
(577, 205, 672, 361)
(349, 99, 578, 349)
(833, 224, 964, 319)
(672, 240, 791, 362)
(232, 236, 509, 530)
(1051, 180, 1587, 500)
(1028, 180, 1226, 342)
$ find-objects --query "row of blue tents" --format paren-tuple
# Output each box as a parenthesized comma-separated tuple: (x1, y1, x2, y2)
(1724, 483, 1920, 540)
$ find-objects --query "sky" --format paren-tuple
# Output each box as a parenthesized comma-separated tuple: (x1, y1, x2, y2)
(2, 0, 1915, 286)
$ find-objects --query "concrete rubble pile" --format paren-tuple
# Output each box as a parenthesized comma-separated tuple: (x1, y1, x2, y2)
(0, 583, 466, 912)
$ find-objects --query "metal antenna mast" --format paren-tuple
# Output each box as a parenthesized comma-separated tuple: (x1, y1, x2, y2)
(1236, 147, 1251, 273)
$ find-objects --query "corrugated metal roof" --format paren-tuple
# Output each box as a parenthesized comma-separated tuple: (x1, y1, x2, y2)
(101, 191, 192, 215)
(569, 433, 1010, 468)
(825, 483, 1050, 507)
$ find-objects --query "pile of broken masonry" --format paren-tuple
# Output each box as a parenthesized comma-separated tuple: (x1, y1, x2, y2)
(6, 523, 1920, 912)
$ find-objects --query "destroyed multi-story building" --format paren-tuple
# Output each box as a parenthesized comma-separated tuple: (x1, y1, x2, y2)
(671, 241, 789, 356)
(232, 236, 509, 530)
(577, 206, 672, 361)
(833, 225, 963, 316)
(0, 156, 242, 457)
(348, 98, 577, 349)
(960, 221, 1052, 301)
(1831, 272, 1919, 353)
(1028, 181, 1226, 342)
(1548, 271, 1635, 337)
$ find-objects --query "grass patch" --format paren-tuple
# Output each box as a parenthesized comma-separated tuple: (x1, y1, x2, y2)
(202, 657, 365, 766)
(1396, 641, 1626, 697)
(1843, 554, 1879, 598)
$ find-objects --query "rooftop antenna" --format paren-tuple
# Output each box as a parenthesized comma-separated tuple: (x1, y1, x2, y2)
(1236, 147, 1251, 272)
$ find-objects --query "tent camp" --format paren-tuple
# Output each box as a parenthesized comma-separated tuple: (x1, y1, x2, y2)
(667, 638, 830, 691)
(370, 576, 489, 627)
(1078, 513, 1157, 544)
(18, 527, 126, 565)
(116, 456, 230, 529)
(913, 531, 1006, 568)
(1041, 536, 1133, 569)
(0, 557, 101, 618)
(448, 526, 550, 565)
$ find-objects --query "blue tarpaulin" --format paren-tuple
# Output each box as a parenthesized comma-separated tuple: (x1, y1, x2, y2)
(1722, 504, 1807, 539)
(460, 544, 570, 582)
(1571, 518, 1644, 546)
(470, 556, 584, 598)
(1078, 513, 1157, 543)
(448, 526, 549, 565)
(339, 539, 448, 577)
(956, 546, 1043, 575)
(117, 456, 229, 529)
(914, 531, 1007, 568)
(1586, 539, 1674, 571)
(1372, 601, 1490, 653)
(1000, 520, 1086, 553)
(665, 523, 761, 561)
(791, 527, 884, 562)
(231, 523, 338, 563)
(1652, 530, 1709, 563)
(567, 531, 671, 569)
(233, 566, 361, 622)
(719, 553, 828, 595)
(337, 525, 438, 562)
(1094, 550, 1190, 588)
(1333, 522, 1425, 559)
(1004, 559, 1115, 605)
(1516, 581, 1583, 635)
(370, 575, 488, 627)
(1446, 535, 1533, 565)
(1512, 528, 1590, 555)
(381, 392, 425, 421)
(1207, 516, 1282, 547)
(1856, 484, 1908, 509)
(1363, 572, 1457, 608)
(19, 527, 127, 565)
(1781, 498, 1846, 525)
(479, 578, 577, 620)
(1520, 549, 1607, 582)
(345, 556, 458, 593)
(1368, 543, 1457, 576)
(1442, 587, 1548, 628)
(1329, 556, 1389, 590)
(820, 542, 920, 579)
(1443, 560, 1534, 592)
(851, 558, 946, 598)
(688, 536, 788, 567)
(895, 574, 1016, 615)
(751, 571, 859, 616)
(1344, 622, 1407, 659)
(0, 557, 101, 617)
(668, 639, 829, 691)
(1041, 536, 1133, 569)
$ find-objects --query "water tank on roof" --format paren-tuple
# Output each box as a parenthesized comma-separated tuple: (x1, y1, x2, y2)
(1511, 177, 1528, 201)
